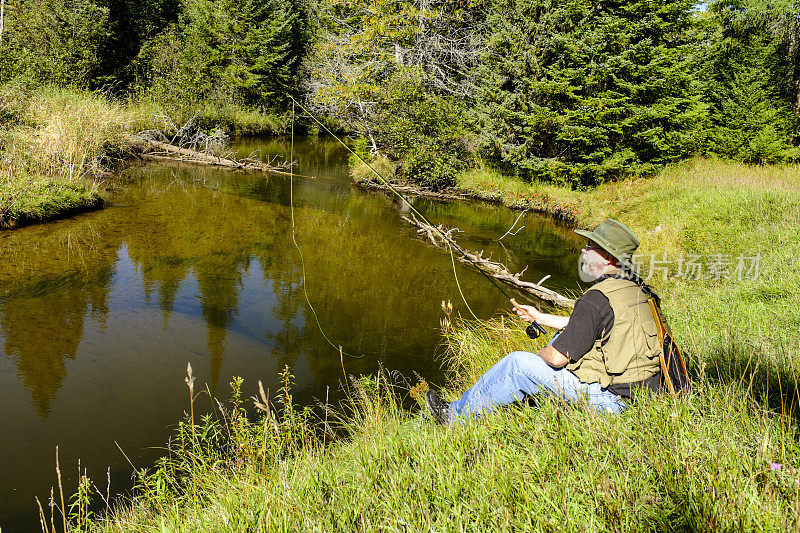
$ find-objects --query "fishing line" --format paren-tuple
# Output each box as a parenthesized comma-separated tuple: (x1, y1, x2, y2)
(447, 242, 479, 321)
(288, 96, 547, 338)
(290, 97, 506, 296)
(288, 100, 365, 359)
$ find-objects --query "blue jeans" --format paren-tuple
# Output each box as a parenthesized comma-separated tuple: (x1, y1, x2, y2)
(448, 350, 626, 420)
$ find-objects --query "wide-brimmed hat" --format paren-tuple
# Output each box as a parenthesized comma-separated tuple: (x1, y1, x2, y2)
(575, 219, 639, 272)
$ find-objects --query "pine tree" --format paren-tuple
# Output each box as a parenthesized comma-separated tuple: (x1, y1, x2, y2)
(475, 0, 703, 186)
(134, 0, 308, 110)
(701, 0, 797, 161)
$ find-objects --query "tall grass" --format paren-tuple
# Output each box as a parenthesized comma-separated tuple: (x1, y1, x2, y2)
(0, 84, 133, 225)
(68, 341, 800, 531)
(128, 95, 289, 137)
(1, 84, 137, 180)
(25, 87, 137, 180)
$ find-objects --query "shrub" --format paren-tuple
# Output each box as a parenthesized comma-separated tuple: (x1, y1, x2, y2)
(350, 153, 396, 184)
(373, 68, 474, 190)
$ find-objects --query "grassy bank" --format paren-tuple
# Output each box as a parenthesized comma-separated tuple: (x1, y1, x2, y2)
(128, 95, 289, 137)
(0, 83, 287, 227)
(0, 84, 129, 227)
(57, 160, 800, 531)
(458, 159, 800, 363)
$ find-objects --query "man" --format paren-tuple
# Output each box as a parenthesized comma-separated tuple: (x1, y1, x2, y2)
(425, 218, 663, 423)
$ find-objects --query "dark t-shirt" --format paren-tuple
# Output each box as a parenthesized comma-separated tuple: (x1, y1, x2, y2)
(551, 288, 661, 398)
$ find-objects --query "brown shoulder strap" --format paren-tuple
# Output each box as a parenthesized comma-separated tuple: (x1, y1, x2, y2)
(647, 297, 690, 395)
(648, 298, 675, 395)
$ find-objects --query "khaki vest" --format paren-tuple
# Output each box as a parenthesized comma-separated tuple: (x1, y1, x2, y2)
(566, 275, 661, 388)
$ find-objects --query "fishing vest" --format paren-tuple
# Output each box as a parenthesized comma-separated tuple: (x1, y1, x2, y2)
(566, 275, 662, 388)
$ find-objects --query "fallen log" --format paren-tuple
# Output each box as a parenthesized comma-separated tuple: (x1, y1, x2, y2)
(402, 213, 575, 309)
(135, 137, 302, 178)
(355, 178, 470, 201)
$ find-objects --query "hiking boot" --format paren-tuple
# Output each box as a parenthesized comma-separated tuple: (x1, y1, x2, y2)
(425, 390, 450, 425)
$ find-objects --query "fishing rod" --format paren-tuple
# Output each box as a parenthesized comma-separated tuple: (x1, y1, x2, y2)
(288, 96, 548, 339)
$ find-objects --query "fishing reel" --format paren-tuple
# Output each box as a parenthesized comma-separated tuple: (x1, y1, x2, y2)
(525, 322, 548, 340)
(510, 298, 548, 340)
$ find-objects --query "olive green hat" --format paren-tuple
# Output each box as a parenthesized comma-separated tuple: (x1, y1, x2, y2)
(575, 219, 639, 271)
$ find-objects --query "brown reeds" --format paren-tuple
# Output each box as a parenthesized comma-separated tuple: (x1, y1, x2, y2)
(185, 362, 196, 437)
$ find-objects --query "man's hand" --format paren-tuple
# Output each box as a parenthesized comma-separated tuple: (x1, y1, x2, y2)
(512, 303, 570, 330)
(513, 303, 540, 323)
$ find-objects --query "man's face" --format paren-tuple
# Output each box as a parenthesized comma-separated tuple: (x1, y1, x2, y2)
(579, 241, 610, 280)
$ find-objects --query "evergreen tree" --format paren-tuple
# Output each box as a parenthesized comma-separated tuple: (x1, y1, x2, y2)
(475, 0, 704, 186)
(135, 0, 308, 109)
(96, 0, 181, 86)
(701, 0, 798, 162)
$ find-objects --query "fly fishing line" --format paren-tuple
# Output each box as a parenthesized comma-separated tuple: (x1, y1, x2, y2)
(288, 96, 547, 338)
(286, 97, 548, 356)
(288, 101, 365, 358)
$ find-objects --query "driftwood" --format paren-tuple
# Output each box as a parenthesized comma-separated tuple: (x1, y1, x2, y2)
(136, 137, 302, 177)
(355, 178, 469, 201)
(402, 213, 575, 309)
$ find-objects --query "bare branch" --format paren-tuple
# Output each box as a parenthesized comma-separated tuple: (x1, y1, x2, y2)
(498, 209, 529, 241)
(0, 0, 6, 46)
(402, 213, 575, 308)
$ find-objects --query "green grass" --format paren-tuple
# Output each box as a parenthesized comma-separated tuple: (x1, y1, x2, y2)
(0, 84, 130, 225)
(73, 358, 800, 531)
(57, 158, 800, 532)
(460, 158, 800, 363)
(0, 173, 102, 227)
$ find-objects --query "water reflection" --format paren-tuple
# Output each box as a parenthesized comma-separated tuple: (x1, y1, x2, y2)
(0, 137, 584, 532)
(1, 267, 112, 416)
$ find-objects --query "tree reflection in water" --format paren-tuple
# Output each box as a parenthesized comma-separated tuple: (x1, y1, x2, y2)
(0, 137, 582, 531)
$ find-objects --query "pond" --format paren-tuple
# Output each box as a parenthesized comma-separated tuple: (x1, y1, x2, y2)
(0, 136, 584, 531)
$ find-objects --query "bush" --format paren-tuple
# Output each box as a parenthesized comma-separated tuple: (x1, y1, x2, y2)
(350, 152, 396, 184)
(0, 0, 110, 86)
(373, 68, 475, 190)
(401, 144, 463, 190)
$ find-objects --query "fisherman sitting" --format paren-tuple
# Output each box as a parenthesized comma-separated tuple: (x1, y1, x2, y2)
(425, 218, 672, 423)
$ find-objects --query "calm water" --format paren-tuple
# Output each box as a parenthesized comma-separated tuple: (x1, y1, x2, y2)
(0, 137, 584, 531)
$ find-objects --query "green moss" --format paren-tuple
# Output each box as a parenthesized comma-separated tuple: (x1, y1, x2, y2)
(0, 174, 103, 227)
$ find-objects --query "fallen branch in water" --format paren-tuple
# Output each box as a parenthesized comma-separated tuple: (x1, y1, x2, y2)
(354, 177, 469, 201)
(402, 213, 575, 309)
(134, 137, 298, 175)
(132, 115, 302, 176)
(499, 209, 528, 241)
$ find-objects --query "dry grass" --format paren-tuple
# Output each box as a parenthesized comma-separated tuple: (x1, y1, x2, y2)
(24, 87, 138, 181)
